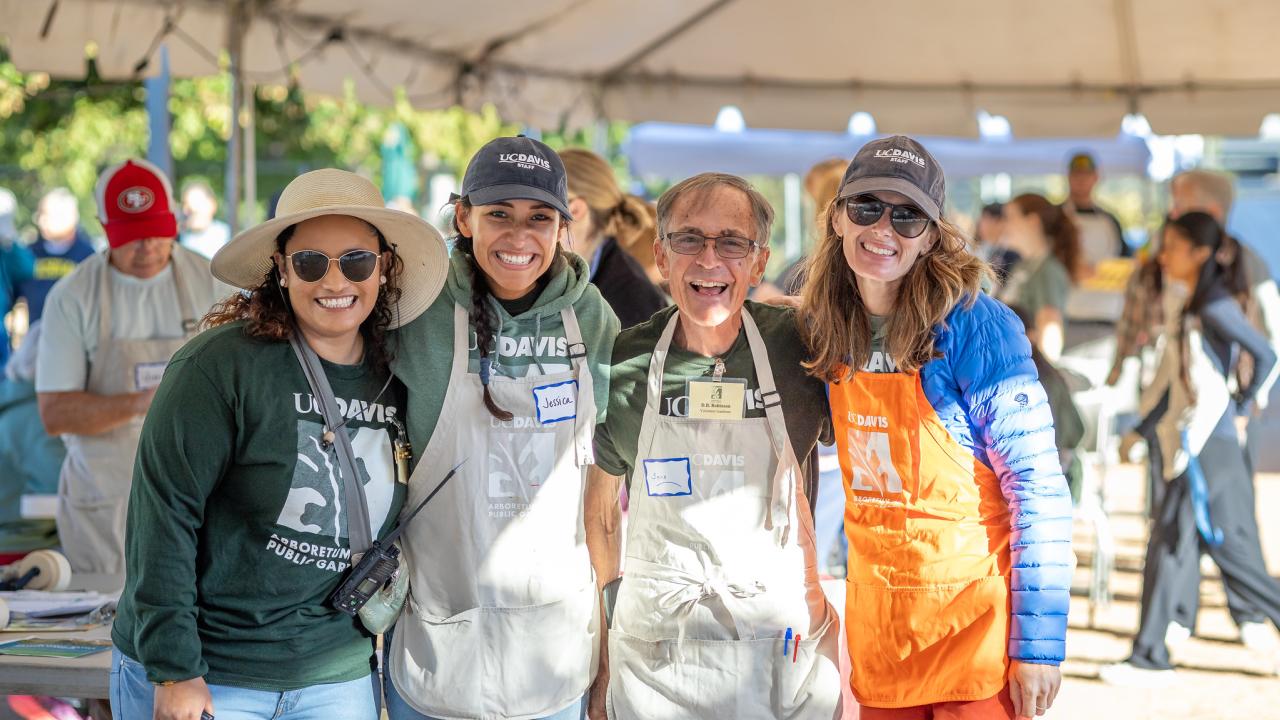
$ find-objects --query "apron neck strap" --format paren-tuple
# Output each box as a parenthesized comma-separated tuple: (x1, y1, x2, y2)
(560, 306, 595, 466)
(97, 253, 114, 350)
(169, 248, 198, 337)
(451, 303, 472, 378)
(740, 308, 800, 544)
(646, 312, 682, 412)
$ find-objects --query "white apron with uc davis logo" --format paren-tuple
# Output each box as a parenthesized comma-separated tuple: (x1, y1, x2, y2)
(390, 304, 599, 720)
(56, 248, 207, 574)
(607, 310, 842, 720)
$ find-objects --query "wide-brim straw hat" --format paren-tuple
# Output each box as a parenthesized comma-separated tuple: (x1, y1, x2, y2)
(212, 169, 448, 328)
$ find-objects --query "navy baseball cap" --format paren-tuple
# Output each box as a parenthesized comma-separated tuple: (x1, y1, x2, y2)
(456, 136, 571, 219)
(837, 135, 945, 221)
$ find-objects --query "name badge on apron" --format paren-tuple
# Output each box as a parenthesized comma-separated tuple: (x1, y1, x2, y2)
(533, 379, 578, 425)
(686, 378, 747, 420)
(643, 457, 692, 496)
(134, 361, 168, 391)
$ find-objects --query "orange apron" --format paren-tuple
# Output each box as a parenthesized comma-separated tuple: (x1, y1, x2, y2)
(829, 368, 1012, 708)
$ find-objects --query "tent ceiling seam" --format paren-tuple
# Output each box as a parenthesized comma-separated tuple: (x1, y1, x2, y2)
(599, 0, 736, 84)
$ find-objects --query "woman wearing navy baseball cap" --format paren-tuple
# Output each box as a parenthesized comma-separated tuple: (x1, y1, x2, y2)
(387, 136, 620, 720)
(801, 136, 1072, 720)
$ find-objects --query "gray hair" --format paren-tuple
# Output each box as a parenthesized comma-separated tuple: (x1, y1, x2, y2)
(656, 172, 774, 247)
(1173, 169, 1235, 214)
(38, 187, 79, 220)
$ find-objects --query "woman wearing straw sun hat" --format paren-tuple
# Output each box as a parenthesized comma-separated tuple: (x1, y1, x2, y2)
(109, 168, 448, 720)
(385, 136, 620, 720)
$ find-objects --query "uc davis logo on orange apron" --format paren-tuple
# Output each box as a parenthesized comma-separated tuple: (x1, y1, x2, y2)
(829, 369, 1011, 708)
(846, 422, 903, 495)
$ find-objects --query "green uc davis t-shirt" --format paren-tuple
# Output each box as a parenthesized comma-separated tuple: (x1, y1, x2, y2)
(594, 301, 830, 479)
(112, 322, 407, 689)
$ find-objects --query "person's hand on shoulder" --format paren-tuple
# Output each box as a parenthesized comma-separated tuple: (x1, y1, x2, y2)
(154, 677, 213, 720)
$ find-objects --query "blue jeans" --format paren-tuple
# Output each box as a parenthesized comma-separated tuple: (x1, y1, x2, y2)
(381, 630, 586, 720)
(110, 647, 378, 720)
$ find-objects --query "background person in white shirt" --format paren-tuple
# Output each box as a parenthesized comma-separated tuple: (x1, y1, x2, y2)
(36, 158, 226, 573)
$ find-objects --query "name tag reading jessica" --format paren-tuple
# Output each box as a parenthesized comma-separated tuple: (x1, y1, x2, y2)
(686, 378, 747, 420)
(134, 361, 169, 391)
(533, 380, 578, 425)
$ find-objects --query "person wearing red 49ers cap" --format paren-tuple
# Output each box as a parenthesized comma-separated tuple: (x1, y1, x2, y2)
(35, 159, 229, 574)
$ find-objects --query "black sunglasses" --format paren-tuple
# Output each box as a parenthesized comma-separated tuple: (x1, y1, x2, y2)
(844, 195, 931, 239)
(285, 249, 381, 283)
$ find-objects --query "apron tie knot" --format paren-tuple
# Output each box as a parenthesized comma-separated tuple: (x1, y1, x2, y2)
(658, 569, 766, 664)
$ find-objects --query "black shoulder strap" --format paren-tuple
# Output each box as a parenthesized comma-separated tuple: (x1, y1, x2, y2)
(288, 331, 374, 555)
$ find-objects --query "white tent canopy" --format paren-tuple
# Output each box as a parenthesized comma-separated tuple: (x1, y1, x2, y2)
(5, 0, 1280, 137)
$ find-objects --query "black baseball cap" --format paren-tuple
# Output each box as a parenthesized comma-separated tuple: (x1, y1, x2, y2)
(456, 136, 571, 218)
(837, 135, 945, 221)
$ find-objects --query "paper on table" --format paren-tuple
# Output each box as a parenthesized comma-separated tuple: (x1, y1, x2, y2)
(0, 637, 112, 658)
(0, 591, 119, 618)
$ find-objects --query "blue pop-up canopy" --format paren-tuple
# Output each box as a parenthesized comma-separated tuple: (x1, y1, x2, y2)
(623, 123, 1152, 179)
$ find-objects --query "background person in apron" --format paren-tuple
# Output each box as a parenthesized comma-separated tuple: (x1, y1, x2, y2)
(1100, 213, 1280, 688)
(35, 159, 226, 574)
(388, 137, 620, 720)
(110, 168, 449, 720)
(1061, 151, 1130, 274)
(591, 172, 842, 719)
(800, 136, 1074, 720)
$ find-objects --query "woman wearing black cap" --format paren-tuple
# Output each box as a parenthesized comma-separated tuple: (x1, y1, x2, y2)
(387, 137, 620, 720)
(801, 136, 1072, 719)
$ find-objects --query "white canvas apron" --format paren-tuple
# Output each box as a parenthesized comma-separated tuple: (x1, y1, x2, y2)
(1064, 201, 1123, 268)
(390, 304, 600, 720)
(56, 249, 205, 573)
(607, 310, 841, 720)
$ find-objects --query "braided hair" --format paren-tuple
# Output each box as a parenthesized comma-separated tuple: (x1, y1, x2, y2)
(452, 199, 569, 420)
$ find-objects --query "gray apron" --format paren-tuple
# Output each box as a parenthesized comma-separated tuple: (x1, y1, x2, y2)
(55, 249, 205, 574)
(607, 310, 841, 720)
(390, 304, 599, 720)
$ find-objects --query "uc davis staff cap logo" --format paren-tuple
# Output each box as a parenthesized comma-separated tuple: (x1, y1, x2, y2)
(117, 186, 156, 213)
(873, 147, 928, 169)
(498, 153, 552, 172)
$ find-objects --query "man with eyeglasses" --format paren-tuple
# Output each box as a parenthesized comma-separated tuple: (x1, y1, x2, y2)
(589, 172, 843, 718)
(36, 159, 227, 573)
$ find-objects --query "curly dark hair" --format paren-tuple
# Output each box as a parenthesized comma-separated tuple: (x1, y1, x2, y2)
(202, 217, 404, 373)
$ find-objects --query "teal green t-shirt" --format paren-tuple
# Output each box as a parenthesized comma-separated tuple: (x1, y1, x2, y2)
(998, 255, 1071, 320)
(594, 301, 830, 479)
(112, 322, 407, 689)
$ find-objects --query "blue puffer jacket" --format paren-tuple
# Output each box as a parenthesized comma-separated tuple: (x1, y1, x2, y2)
(919, 293, 1074, 664)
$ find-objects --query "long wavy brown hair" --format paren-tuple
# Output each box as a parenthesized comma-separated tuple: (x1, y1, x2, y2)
(1009, 193, 1083, 284)
(202, 218, 404, 373)
(800, 198, 990, 381)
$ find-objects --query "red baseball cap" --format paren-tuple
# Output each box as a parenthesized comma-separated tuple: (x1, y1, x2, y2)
(94, 159, 178, 248)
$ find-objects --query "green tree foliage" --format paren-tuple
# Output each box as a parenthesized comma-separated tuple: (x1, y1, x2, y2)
(0, 43, 526, 236)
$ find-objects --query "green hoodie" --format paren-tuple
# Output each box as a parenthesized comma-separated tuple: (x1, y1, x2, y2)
(394, 251, 620, 464)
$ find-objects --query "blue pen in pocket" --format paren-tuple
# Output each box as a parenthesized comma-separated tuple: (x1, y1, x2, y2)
(783, 627, 793, 657)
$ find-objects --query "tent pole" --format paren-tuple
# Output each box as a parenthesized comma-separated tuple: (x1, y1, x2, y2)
(243, 82, 257, 226)
(225, 0, 249, 235)
(144, 45, 173, 182)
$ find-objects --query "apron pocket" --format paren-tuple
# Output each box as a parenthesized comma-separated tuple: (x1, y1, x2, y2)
(394, 580, 598, 719)
(608, 625, 840, 720)
(845, 576, 1009, 707)
(55, 493, 127, 573)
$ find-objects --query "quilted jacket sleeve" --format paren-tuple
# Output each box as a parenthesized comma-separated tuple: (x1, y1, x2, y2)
(947, 295, 1075, 664)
